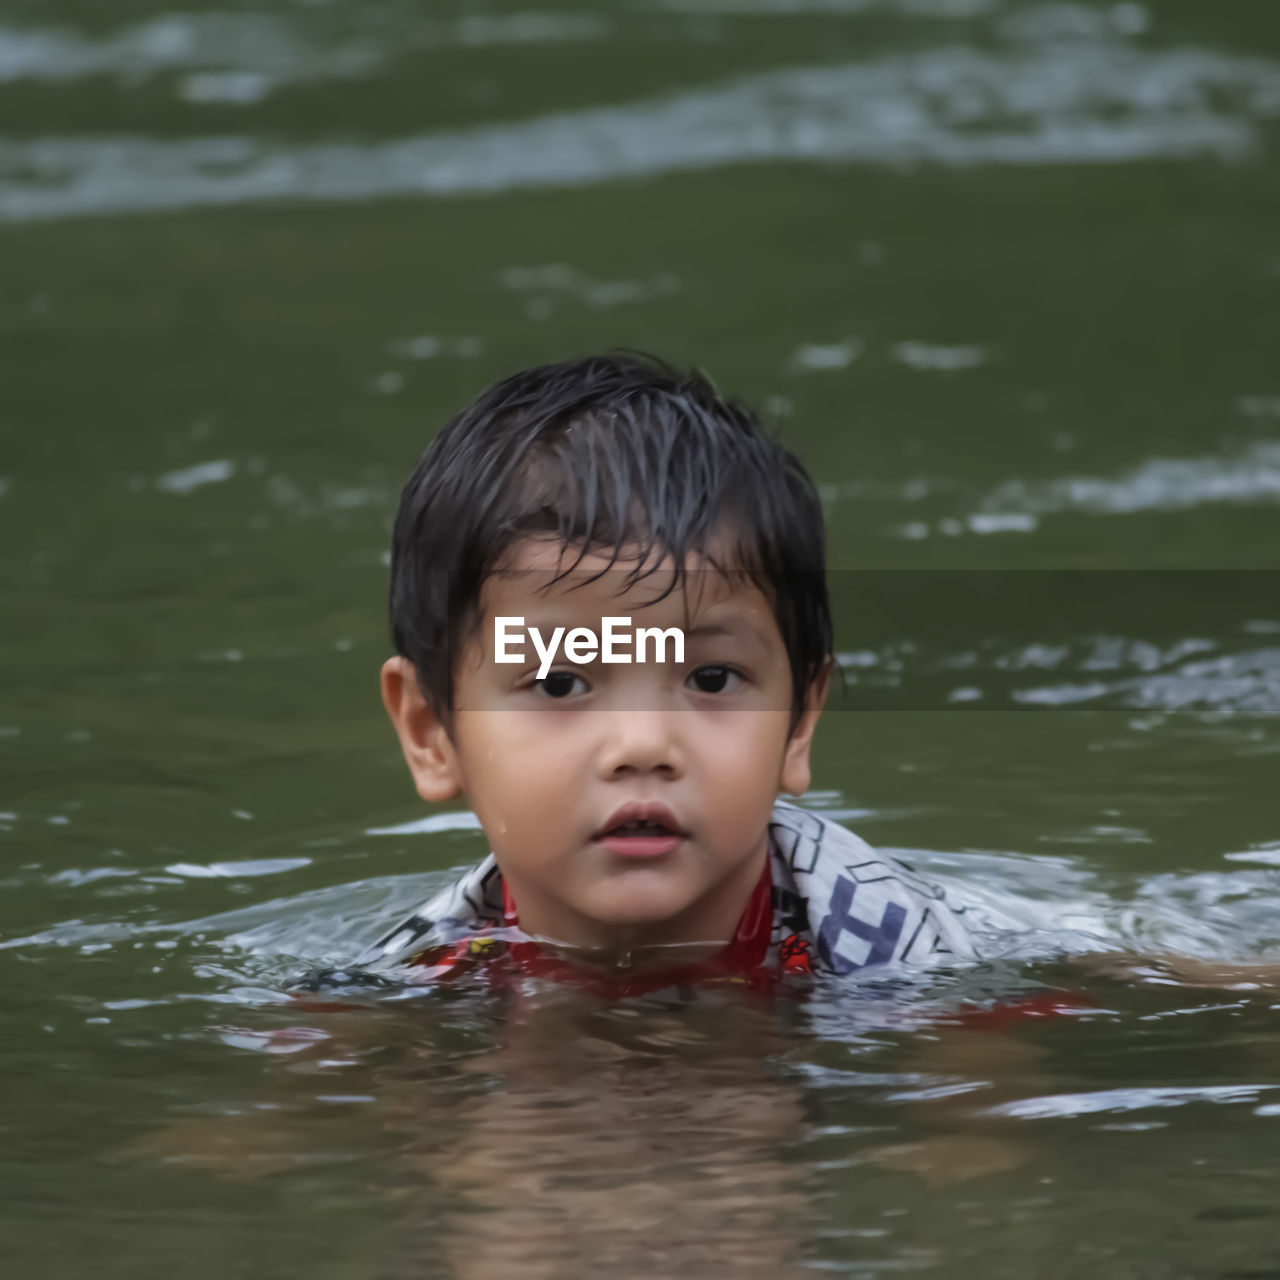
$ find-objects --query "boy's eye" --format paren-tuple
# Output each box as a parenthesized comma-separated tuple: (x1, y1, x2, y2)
(686, 664, 742, 695)
(535, 671, 589, 699)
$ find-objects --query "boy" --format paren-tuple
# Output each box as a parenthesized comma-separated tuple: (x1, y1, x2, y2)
(311, 353, 975, 996)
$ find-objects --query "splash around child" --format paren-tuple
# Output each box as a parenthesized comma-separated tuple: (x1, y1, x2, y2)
(295, 353, 977, 999)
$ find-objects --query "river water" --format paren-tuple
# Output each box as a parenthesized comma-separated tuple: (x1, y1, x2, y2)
(3, 1, 1280, 1275)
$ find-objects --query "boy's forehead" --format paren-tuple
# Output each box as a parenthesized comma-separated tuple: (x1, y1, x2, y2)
(483, 539, 771, 621)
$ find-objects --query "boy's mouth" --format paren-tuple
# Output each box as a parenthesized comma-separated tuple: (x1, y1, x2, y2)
(593, 803, 689, 858)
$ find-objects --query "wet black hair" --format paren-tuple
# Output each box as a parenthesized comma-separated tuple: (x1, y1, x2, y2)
(389, 352, 832, 724)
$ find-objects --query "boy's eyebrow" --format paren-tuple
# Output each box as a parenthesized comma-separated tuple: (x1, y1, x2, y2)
(683, 618, 774, 649)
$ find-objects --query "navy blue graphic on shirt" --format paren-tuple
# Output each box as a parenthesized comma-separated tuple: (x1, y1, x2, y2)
(815, 874, 908, 975)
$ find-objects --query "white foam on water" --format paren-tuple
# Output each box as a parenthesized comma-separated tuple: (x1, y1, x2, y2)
(792, 339, 864, 370)
(366, 810, 484, 837)
(897, 440, 1280, 540)
(1239, 395, 1280, 418)
(987, 1083, 1278, 1119)
(1225, 842, 1280, 867)
(965, 512, 1038, 533)
(893, 340, 989, 371)
(0, 13, 376, 89)
(833, 630, 1280, 716)
(499, 264, 683, 311)
(164, 857, 313, 879)
(154, 458, 235, 494)
(3, 33, 1278, 222)
(0, 10, 608, 93)
(979, 441, 1280, 519)
(998, 1, 1149, 44)
(647, 0, 999, 16)
(387, 334, 484, 360)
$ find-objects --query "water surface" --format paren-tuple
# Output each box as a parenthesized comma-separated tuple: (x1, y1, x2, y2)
(3, 0, 1280, 1275)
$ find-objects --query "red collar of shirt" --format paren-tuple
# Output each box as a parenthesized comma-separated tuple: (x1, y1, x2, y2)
(496, 856, 775, 998)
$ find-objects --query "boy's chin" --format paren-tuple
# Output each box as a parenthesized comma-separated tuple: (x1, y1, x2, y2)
(575, 883, 707, 935)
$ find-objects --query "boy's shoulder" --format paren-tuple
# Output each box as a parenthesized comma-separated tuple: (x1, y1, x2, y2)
(766, 800, 975, 976)
(348, 800, 975, 980)
(354, 853, 507, 972)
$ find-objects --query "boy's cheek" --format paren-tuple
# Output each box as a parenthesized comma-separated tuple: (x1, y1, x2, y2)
(700, 711, 793, 768)
(698, 720, 792, 796)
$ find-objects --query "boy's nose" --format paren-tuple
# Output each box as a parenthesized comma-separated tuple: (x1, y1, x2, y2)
(596, 708, 684, 780)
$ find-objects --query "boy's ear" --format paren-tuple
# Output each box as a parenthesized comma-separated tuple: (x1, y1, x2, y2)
(779, 659, 832, 797)
(380, 657, 464, 803)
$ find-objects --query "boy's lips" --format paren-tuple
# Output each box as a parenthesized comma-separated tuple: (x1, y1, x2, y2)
(593, 802, 689, 858)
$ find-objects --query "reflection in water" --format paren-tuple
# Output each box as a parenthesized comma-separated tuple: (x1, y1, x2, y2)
(431, 1001, 808, 1280)
(138, 982, 1081, 1278)
(143, 994, 816, 1280)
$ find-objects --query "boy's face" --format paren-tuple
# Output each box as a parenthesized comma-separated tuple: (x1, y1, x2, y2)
(382, 539, 827, 956)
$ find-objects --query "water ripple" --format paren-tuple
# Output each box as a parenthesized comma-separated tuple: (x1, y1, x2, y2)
(980, 442, 1280, 520)
(986, 1084, 1279, 1119)
(0, 10, 609, 102)
(3, 35, 1278, 221)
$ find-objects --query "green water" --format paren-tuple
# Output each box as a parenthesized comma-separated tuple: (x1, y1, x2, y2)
(3, 0, 1280, 1275)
